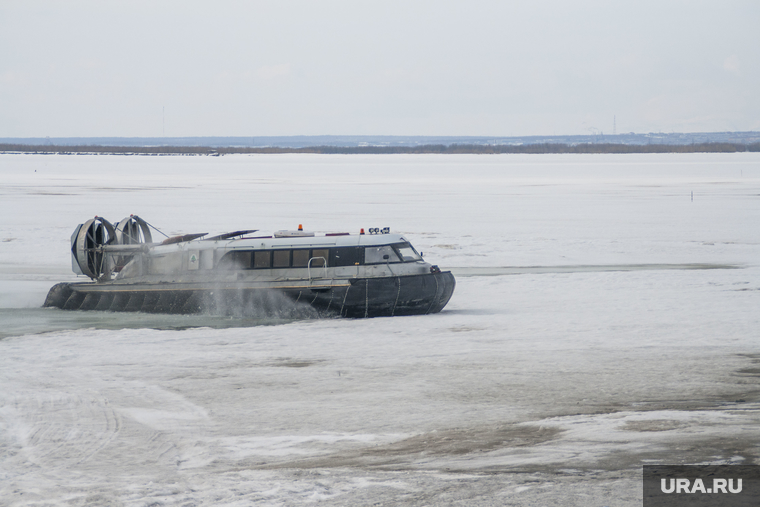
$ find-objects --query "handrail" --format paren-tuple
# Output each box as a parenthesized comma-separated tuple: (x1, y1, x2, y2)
(308, 257, 327, 282)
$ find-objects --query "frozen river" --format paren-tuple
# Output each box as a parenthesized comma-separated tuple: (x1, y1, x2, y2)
(1, 153, 759, 506)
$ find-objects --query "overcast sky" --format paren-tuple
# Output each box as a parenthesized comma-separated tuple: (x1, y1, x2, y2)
(1, 1, 758, 137)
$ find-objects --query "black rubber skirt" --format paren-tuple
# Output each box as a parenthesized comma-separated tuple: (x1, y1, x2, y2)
(43, 272, 456, 319)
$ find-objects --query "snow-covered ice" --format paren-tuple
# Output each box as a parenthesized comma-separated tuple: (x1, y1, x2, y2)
(1, 153, 759, 505)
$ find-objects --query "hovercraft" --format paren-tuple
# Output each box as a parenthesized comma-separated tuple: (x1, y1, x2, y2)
(43, 216, 455, 318)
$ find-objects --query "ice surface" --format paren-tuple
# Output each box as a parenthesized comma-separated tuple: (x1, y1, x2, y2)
(1, 153, 759, 505)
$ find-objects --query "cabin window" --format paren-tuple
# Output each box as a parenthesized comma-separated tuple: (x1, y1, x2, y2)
(216, 245, 406, 269)
(292, 249, 310, 267)
(332, 247, 362, 267)
(272, 250, 290, 268)
(254, 251, 271, 268)
(395, 243, 421, 262)
(218, 251, 252, 270)
(365, 245, 401, 264)
(310, 249, 329, 267)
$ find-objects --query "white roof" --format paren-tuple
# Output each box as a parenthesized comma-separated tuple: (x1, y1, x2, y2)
(150, 232, 411, 254)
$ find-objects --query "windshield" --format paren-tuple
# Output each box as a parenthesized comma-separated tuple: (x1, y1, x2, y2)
(395, 243, 421, 262)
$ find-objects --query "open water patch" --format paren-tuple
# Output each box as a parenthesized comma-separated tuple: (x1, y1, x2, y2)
(450, 263, 741, 277)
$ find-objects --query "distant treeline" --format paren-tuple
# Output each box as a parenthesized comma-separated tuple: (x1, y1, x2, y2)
(2, 142, 760, 155)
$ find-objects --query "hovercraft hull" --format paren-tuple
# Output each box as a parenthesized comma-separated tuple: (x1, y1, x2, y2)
(44, 271, 455, 318)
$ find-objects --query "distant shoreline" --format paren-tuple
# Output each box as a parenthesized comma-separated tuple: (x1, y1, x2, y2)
(2, 142, 759, 155)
